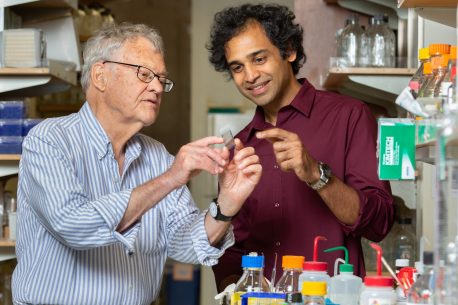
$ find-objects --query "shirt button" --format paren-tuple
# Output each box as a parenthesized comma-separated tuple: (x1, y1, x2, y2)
(274, 202, 280, 208)
(274, 165, 279, 169)
(275, 241, 281, 246)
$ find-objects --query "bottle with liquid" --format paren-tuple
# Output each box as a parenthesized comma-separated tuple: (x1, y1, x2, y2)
(324, 246, 362, 305)
(275, 255, 305, 293)
(231, 252, 270, 305)
(302, 282, 326, 305)
(409, 48, 431, 98)
(338, 14, 365, 67)
(406, 251, 434, 305)
(439, 45, 457, 102)
(418, 44, 451, 98)
(393, 218, 416, 264)
(298, 236, 330, 295)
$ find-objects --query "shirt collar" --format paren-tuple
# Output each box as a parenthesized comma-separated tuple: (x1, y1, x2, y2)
(241, 78, 316, 142)
(78, 102, 142, 160)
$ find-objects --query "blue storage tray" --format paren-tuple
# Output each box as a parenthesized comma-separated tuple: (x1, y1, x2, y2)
(22, 118, 44, 136)
(0, 119, 23, 136)
(0, 101, 25, 119)
(0, 136, 23, 154)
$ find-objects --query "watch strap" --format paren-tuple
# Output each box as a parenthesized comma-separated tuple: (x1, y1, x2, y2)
(211, 198, 233, 222)
(307, 162, 331, 191)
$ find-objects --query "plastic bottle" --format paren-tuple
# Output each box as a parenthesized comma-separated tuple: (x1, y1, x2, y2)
(406, 251, 434, 305)
(298, 236, 330, 296)
(418, 44, 451, 98)
(360, 243, 396, 305)
(231, 252, 270, 305)
(439, 45, 457, 102)
(302, 282, 326, 305)
(393, 218, 417, 264)
(338, 14, 365, 67)
(275, 255, 305, 293)
(409, 48, 430, 98)
(324, 246, 362, 305)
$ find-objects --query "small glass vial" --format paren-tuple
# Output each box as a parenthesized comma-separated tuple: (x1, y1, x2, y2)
(302, 281, 326, 305)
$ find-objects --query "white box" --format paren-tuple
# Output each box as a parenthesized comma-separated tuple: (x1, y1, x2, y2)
(1, 28, 46, 68)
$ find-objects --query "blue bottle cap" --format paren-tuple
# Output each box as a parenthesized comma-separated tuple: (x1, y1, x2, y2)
(241, 254, 264, 268)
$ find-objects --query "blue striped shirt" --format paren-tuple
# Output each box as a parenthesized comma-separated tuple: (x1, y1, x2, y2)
(12, 102, 234, 305)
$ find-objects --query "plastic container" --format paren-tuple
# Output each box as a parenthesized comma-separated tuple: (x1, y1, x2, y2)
(0, 119, 23, 136)
(0, 101, 25, 119)
(275, 255, 305, 293)
(231, 252, 270, 305)
(409, 48, 430, 98)
(325, 246, 362, 305)
(0, 136, 22, 154)
(298, 236, 330, 296)
(302, 282, 326, 305)
(360, 243, 396, 305)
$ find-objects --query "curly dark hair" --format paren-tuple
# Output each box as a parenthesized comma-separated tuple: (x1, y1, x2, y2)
(207, 3, 306, 77)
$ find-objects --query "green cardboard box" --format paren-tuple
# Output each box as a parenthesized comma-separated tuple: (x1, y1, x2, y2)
(378, 118, 415, 180)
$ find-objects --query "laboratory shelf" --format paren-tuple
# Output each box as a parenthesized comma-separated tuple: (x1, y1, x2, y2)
(398, 0, 458, 8)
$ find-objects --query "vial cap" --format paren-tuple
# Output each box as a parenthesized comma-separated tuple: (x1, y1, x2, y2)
(301, 281, 327, 296)
(450, 46, 457, 60)
(423, 62, 432, 74)
(303, 261, 327, 271)
(364, 275, 393, 287)
(429, 44, 451, 56)
(419, 48, 430, 60)
(282, 255, 305, 269)
(241, 254, 264, 268)
(339, 263, 354, 273)
(440, 54, 450, 67)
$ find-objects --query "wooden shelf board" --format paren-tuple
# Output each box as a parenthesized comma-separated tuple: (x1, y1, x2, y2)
(4, 0, 76, 9)
(0, 155, 21, 161)
(398, 0, 458, 8)
(0, 240, 15, 247)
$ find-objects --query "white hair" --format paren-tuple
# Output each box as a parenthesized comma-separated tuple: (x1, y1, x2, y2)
(80, 22, 165, 92)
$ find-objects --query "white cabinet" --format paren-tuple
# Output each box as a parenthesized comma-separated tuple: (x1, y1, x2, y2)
(0, 0, 81, 97)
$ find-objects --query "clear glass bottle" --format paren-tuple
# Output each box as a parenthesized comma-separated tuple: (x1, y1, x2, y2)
(275, 255, 305, 293)
(339, 14, 365, 67)
(406, 251, 434, 305)
(393, 218, 416, 265)
(410, 48, 431, 98)
(302, 282, 326, 305)
(366, 15, 396, 67)
(231, 252, 270, 305)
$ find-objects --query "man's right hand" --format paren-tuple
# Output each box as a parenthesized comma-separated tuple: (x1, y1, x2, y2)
(167, 136, 228, 187)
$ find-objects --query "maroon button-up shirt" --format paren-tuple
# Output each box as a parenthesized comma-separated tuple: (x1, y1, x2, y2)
(213, 79, 394, 289)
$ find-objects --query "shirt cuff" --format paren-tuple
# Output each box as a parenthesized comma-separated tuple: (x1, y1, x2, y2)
(191, 210, 235, 266)
(92, 189, 139, 251)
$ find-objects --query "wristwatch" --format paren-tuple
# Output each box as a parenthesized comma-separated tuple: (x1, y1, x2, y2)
(209, 199, 233, 222)
(307, 162, 332, 191)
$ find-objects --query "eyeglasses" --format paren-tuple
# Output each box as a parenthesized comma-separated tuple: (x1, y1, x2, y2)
(103, 60, 174, 93)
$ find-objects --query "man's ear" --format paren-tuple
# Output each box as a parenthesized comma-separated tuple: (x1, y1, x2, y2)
(286, 49, 297, 63)
(91, 62, 107, 91)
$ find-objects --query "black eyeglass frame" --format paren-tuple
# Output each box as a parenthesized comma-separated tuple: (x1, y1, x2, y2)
(102, 60, 174, 93)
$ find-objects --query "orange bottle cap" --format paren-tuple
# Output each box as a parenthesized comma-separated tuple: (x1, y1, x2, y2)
(429, 44, 451, 56)
(450, 46, 457, 60)
(440, 54, 450, 67)
(282, 255, 305, 269)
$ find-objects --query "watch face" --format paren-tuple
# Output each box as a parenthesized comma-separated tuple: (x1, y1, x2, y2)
(209, 201, 218, 218)
(322, 163, 332, 178)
